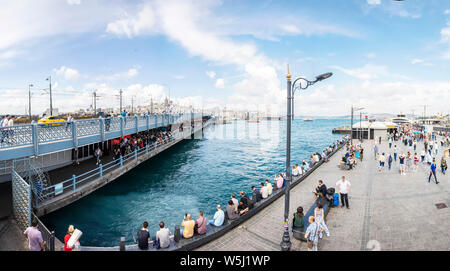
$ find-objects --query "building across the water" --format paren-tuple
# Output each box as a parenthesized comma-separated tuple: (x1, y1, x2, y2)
(352, 121, 398, 140)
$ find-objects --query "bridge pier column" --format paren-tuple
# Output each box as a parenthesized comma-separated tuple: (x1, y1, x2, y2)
(135, 116, 138, 134)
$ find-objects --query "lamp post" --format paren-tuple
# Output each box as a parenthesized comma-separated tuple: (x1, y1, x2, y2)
(350, 105, 364, 146)
(46, 76, 53, 116)
(28, 84, 33, 121)
(280, 65, 332, 251)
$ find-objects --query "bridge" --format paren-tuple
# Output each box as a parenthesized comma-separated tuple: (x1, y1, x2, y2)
(2, 113, 212, 233)
(0, 113, 204, 161)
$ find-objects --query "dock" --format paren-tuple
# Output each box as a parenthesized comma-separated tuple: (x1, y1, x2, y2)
(197, 139, 450, 251)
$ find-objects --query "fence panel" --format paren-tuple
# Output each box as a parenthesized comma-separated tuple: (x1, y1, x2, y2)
(0, 124, 33, 149)
(12, 170, 31, 231)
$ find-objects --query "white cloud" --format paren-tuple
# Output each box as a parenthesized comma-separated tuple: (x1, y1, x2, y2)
(444, 10, 450, 15)
(206, 71, 216, 79)
(215, 78, 225, 88)
(67, 0, 81, 5)
(367, 0, 381, 5)
(411, 58, 424, 64)
(330, 64, 388, 80)
(366, 52, 376, 58)
(96, 67, 139, 81)
(54, 66, 80, 80)
(106, 0, 285, 110)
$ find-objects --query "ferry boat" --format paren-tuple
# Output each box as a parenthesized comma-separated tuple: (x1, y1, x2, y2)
(303, 117, 314, 121)
(391, 113, 410, 125)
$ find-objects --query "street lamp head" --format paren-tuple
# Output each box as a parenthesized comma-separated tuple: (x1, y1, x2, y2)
(315, 72, 333, 82)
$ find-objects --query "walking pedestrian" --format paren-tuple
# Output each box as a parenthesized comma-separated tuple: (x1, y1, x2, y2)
(428, 159, 439, 184)
(388, 153, 393, 170)
(304, 216, 322, 251)
(23, 220, 46, 251)
(393, 145, 397, 161)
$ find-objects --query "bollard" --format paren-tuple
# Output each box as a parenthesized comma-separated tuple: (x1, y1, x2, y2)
(174, 226, 181, 243)
(120, 237, 126, 251)
(99, 163, 103, 178)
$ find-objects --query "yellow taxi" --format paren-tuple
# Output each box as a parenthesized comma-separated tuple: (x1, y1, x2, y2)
(38, 116, 66, 127)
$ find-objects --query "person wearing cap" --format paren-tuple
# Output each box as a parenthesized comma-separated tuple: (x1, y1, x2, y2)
(64, 225, 75, 251)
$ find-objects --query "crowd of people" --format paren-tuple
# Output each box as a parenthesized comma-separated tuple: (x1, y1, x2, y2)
(111, 130, 173, 160)
(373, 128, 449, 184)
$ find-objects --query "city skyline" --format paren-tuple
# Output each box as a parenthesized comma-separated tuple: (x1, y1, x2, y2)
(1, 0, 450, 116)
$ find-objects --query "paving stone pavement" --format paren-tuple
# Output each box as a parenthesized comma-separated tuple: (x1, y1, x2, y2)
(197, 137, 450, 251)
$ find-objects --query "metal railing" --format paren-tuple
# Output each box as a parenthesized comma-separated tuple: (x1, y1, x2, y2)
(0, 113, 204, 160)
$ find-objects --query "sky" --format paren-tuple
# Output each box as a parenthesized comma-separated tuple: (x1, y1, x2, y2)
(1, 0, 450, 116)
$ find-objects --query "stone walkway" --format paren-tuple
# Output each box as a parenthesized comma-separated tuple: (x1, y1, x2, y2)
(198, 138, 450, 251)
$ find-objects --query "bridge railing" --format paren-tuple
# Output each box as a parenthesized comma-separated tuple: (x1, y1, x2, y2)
(0, 113, 205, 160)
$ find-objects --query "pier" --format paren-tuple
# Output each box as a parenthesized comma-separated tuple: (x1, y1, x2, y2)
(198, 139, 450, 251)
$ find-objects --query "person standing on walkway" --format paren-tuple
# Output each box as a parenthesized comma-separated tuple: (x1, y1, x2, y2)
(389, 137, 392, 148)
(374, 144, 378, 160)
(399, 153, 406, 175)
(420, 149, 426, 163)
(428, 159, 439, 184)
(95, 146, 102, 165)
(336, 176, 351, 209)
(304, 216, 322, 251)
(0, 115, 8, 144)
(66, 114, 73, 131)
(393, 145, 397, 161)
(441, 157, 447, 175)
(378, 152, 386, 172)
(23, 220, 46, 251)
(388, 153, 393, 170)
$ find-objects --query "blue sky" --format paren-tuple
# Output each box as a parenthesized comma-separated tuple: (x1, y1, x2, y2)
(1, 0, 450, 116)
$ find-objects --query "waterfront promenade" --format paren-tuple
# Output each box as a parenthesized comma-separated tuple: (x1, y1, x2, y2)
(198, 139, 450, 251)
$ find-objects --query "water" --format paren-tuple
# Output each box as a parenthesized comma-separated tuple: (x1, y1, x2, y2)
(41, 119, 348, 247)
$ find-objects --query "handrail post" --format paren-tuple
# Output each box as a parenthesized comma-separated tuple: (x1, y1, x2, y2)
(72, 174, 76, 191)
(135, 115, 139, 134)
(99, 163, 103, 178)
(120, 117, 124, 137)
(72, 120, 78, 149)
(134, 148, 137, 160)
(50, 231, 55, 251)
(99, 118, 105, 142)
(120, 155, 123, 167)
(32, 123, 39, 156)
(145, 144, 148, 154)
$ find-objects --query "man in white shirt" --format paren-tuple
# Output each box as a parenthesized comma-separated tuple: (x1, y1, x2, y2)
(336, 176, 351, 209)
(207, 205, 224, 227)
(260, 182, 268, 199)
(230, 194, 239, 208)
(156, 221, 172, 249)
(265, 179, 273, 196)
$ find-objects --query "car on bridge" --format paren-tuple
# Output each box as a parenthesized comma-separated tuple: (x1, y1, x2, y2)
(38, 116, 66, 127)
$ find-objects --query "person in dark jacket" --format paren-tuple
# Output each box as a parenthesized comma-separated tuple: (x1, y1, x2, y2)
(313, 180, 327, 200)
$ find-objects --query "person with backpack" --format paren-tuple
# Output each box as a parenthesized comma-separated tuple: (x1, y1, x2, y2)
(428, 159, 439, 184)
